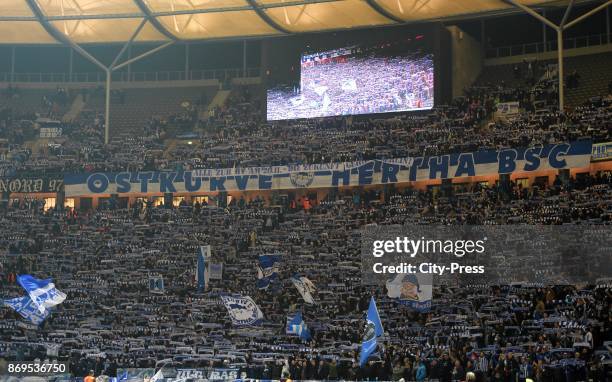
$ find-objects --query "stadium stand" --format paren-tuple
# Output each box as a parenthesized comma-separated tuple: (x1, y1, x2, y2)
(1, 87, 72, 121)
(0, 2, 611, 381)
(1, 71, 611, 380)
(83, 86, 214, 137)
(564, 52, 612, 107)
(477, 52, 612, 108)
(0, 172, 610, 381)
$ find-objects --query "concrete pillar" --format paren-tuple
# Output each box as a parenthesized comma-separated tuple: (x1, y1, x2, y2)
(10, 46, 16, 82)
(185, 43, 190, 80)
(557, 29, 564, 111)
(68, 48, 73, 82)
(242, 40, 247, 77)
(105, 70, 111, 144)
(543, 10, 547, 52)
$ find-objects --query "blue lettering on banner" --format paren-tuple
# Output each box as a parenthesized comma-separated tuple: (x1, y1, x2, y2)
(498, 149, 518, 174)
(235, 175, 249, 191)
(87, 173, 109, 193)
(549, 143, 570, 168)
(64, 141, 593, 197)
(138, 172, 153, 193)
(358, 162, 374, 185)
(523, 148, 541, 172)
(409, 157, 423, 182)
(184, 171, 201, 192)
(116, 173, 131, 193)
(381, 163, 399, 183)
(259, 175, 272, 190)
(332, 169, 350, 186)
(429, 155, 449, 179)
(159, 172, 177, 193)
(210, 177, 226, 191)
(455, 153, 475, 177)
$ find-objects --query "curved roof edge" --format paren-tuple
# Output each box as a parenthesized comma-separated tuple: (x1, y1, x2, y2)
(0, 0, 590, 45)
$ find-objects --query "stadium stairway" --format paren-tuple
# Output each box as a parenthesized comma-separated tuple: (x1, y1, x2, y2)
(206, 89, 231, 113)
(62, 93, 85, 123)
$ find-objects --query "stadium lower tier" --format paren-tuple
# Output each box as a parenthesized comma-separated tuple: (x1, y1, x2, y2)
(0, 171, 610, 381)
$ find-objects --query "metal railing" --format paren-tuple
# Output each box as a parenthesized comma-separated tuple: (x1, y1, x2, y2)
(0, 67, 261, 83)
(486, 33, 611, 58)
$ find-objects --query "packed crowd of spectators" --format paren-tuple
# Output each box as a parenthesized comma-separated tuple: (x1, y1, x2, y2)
(0, 72, 610, 179)
(0, 171, 610, 381)
(0, 59, 610, 381)
(0, 73, 607, 183)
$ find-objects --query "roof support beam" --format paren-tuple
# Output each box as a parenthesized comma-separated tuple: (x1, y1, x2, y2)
(505, 0, 558, 29)
(506, 0, 563, 109)
(132, 0, 180, 42)
(110, 18, 147, 69)
(113, 41, 173, 71)
(26, 0, 111, 143)
(0, 16, 38, 21)
(153, 6, 253, 17)
(25, 0, 107, 71)
(564, 0, 612, 29)
(46, 13, 144, 21)
(26, 0, 175, 145)
(365, 0, 405, 23)
(560, 0, 575, 28)
(245, 0, 292, 34)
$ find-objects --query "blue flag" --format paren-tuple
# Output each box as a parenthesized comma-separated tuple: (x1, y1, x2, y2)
(360, 296, 384, 366)
(4, 296, 51, 325)
(256, 254, 280, 290)
(197, 246, 210, 291)
(286, 311, 311, 341)
(110, 370, 129, 382)
(17, 275, 66, 314)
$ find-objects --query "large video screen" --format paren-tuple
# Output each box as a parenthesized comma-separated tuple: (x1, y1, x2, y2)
(266, 42, 434, 121)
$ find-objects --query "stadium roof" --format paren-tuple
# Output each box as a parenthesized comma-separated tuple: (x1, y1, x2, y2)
(0, 0, 573, 44)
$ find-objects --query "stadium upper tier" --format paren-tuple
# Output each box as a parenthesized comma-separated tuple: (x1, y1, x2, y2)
(0, 0, 577, 44)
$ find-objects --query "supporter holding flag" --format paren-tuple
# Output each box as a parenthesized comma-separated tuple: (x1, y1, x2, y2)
(359, 296, 384, 367)
(286, 311, 311, 341)
(220, 295, 264, 326)
(290, 275, 316, 304)
(197, 245, 210, 291)
(149, 368, 164, 382)
(109, 370, 128, 382)
(16, 274, 66, 314)
(256, 254, 281, 290)
(3, 295, 51, 325)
